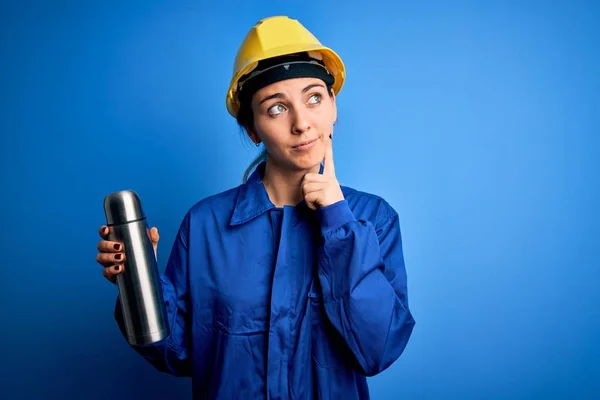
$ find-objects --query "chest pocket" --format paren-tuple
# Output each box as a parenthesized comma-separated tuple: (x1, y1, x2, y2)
(207, 249, 273, 336)
(211, 292, 270, 336)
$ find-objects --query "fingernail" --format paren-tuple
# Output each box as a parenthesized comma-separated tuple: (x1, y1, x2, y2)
(113, 244, 121, 251)
(329, 134, 332, 139)
(102, 227, 107, 233)
(115, 254, 122, 260)
(114, 265, 120, 271)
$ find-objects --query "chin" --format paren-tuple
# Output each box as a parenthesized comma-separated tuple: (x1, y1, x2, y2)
(276, 143, 324, 172)
(289, 154, 322, 172)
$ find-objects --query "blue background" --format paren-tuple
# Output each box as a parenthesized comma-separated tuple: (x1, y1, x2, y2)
(1, 0, 598, 399)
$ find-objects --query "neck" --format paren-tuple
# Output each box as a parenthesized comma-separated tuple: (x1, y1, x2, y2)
(262, 158, 320, 208)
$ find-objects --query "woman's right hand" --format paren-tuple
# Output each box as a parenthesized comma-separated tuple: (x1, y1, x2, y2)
(96, 225, 160, 284)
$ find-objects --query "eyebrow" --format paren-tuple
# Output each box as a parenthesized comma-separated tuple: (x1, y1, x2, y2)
(259, 93, 284, 105)
(258, 83, 326, 105)
(302, 83, 325, 93)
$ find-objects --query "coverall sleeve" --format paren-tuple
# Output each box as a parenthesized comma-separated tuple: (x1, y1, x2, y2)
(114, 212, 192, 377)
(316, 199, 416, 376)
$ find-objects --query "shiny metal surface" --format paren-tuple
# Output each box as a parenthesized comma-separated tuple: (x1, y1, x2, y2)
(104, 190, 145, 226)
(103, 190, 170, 346)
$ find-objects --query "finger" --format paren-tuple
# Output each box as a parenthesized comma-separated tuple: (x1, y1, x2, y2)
(96, 251, 126, 267)
(302, 182, 325, 195)
(99, 225, 112, 239)
(103, 264, 124, 283)
(147, 227, 159, 258)
(302, 173, 328, 184)
(322, 133, 335, 177)
(304, 191, 321, 210)
(147, 227, 160, 246)
(97, 240, 123, 253)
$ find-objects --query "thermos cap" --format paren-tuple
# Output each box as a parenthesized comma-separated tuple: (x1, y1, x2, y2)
(104, 190, 145, 225)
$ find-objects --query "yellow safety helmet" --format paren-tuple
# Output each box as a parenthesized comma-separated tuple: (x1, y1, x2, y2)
(226, 16, 346, 118)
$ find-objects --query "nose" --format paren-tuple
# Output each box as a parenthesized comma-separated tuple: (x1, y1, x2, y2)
(291, 106, 311, 135)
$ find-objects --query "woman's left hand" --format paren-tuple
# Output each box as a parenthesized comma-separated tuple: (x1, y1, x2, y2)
(302, 135, 345, 210)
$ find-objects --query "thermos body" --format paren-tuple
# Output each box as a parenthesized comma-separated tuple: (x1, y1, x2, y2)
(104, 190, 170, 346)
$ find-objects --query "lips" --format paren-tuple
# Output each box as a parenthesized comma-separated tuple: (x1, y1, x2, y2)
(292, 138, 318, 148)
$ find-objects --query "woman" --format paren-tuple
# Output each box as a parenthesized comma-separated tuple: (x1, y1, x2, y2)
(96, 16, 415, 399)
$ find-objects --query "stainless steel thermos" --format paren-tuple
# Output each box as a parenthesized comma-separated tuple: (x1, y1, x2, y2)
(103, 190, 170, 346)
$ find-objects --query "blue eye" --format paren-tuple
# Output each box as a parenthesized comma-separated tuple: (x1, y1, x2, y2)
(268, 104, 286, 116)
(308, 94, 322, 104)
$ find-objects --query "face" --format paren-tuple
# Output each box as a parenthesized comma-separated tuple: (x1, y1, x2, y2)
(246, 77, 337, 172)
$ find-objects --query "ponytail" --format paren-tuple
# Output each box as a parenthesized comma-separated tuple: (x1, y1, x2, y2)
(243, 147, 267, 183)
(236, 83, 268, 183)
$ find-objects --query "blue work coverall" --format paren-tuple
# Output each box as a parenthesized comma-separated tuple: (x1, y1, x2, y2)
(114, 162, 416, 399)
